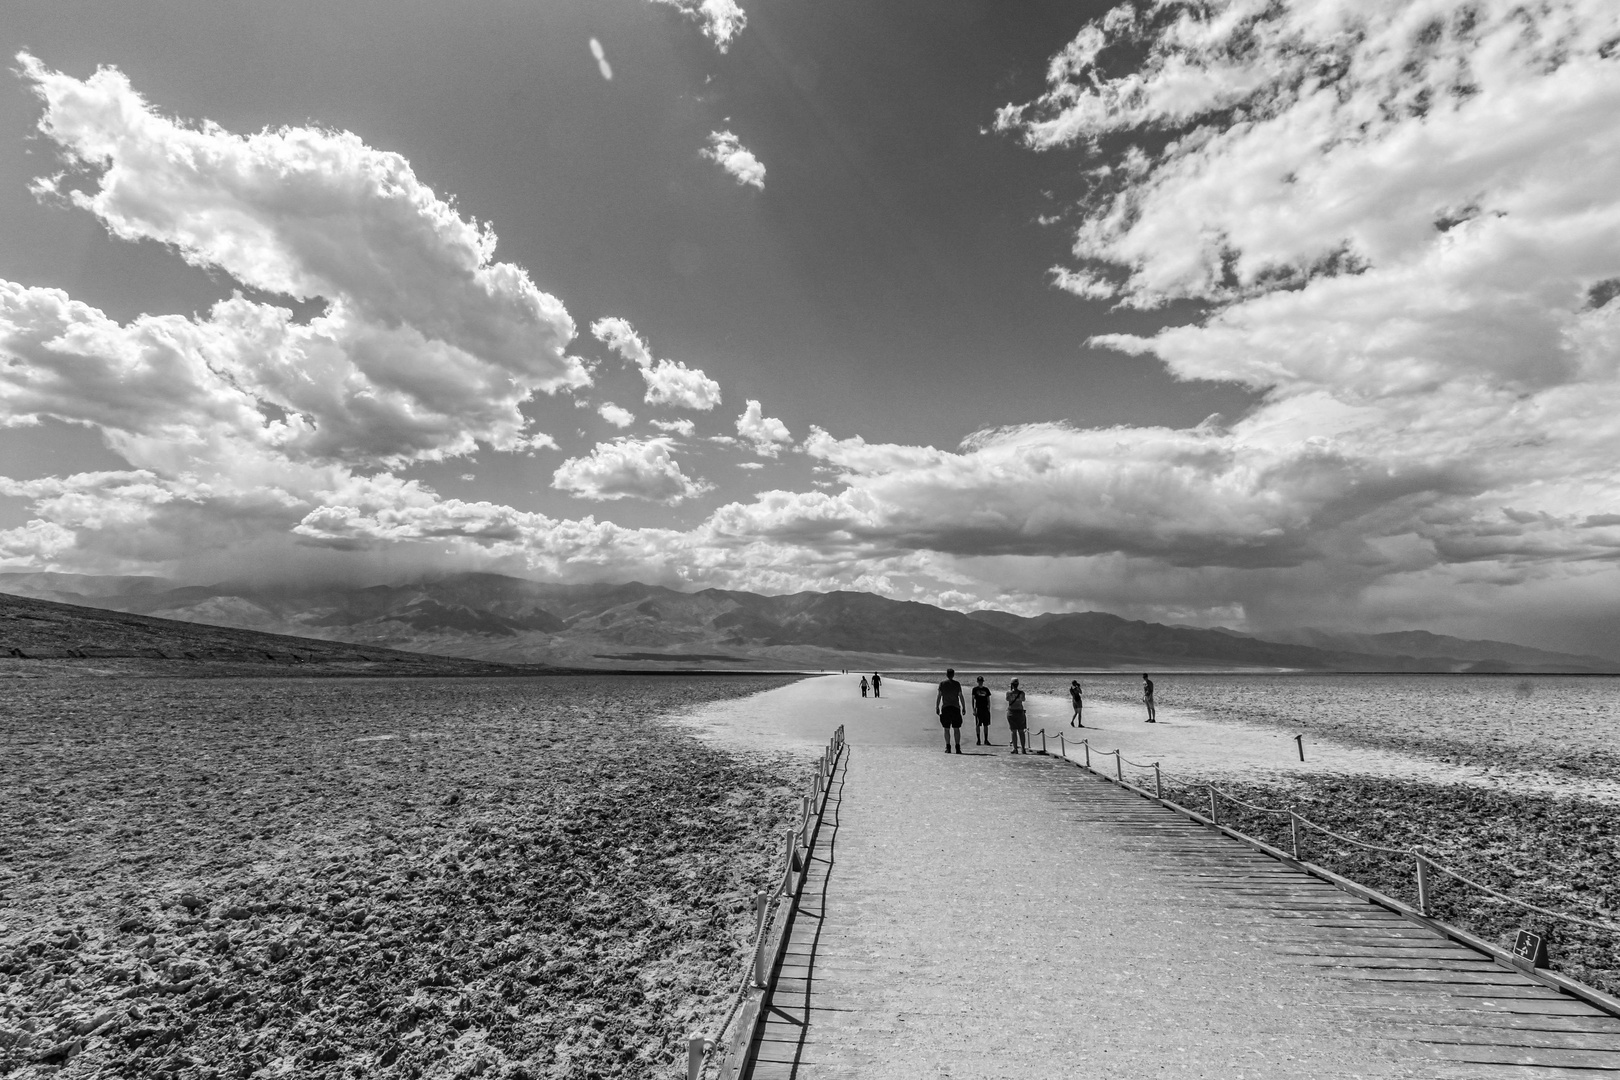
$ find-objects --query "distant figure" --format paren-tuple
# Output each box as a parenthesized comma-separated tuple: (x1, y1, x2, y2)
(937, 668, 965, 754)
(1143, 673, 1156, 723)
(1069, 679, 1084, 728)
(971, 676, 993, 745)
(871, 673, 882, 698)
(860, 675, 869, 698)
(1006, 679, 1029, 754)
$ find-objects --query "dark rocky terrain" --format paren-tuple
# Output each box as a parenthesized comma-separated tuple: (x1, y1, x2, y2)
(0, 591, 545, 679)
(0, 674, 805, 1078)
(6, 571, 1614, 673)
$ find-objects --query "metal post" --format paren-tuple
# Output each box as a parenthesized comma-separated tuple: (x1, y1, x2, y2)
(1416, 854, 1431, 916)
(1290, 812, 1302, 859)
(1153, 763, 1162, 800)
(751, 891, 769, 987)
(687, 1034, 707, 1080)
(1115, 752, 1123, 782)
(1209, 788, 1220, 826)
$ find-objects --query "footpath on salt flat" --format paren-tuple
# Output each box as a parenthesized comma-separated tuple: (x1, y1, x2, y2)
(677, 673, 1620, 1080)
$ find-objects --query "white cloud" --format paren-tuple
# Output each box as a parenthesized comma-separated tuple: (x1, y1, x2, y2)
(737, 462, 765, 470)
(651, 418, 696, 436)
(735, 399, 792, 457)
(702, 130, 766, 191)
(590, 316, 722, 410)
(589, 37, 613, 81)
(648, 0, 746, 53)
(551, 437, 712, 504)
(597, 402, 636, 428)
(6, 55, 584, 472)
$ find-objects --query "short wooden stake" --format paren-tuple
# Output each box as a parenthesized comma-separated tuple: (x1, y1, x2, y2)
(1153, 763, 1162, 800)
(1290, 812, 1302, 859)
(1416, 854, 1432, 916)
(687, 1034, 708, 1080)
(1294, 733, 1305, 762)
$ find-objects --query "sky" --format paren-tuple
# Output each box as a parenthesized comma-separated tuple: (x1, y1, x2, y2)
(2, 0, 1619, 659)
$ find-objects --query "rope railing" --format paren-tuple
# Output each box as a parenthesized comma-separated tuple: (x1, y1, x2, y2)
(685, 724, 845, 1080)
(1042, 732, 1620, 949)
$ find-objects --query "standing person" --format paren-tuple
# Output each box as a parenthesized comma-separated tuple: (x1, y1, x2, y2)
(860, 675, 869, 698)
(1143, 673, 1156, 723)
(1069, 679, 1084, 728)
(871, 673, 882, 698)
(1006, 679, 1029, 754)
(971, 676, 993, 745)
(936, 668, 965, 754)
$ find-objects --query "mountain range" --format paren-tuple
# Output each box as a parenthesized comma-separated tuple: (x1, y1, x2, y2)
(2, 571, 1613, 673)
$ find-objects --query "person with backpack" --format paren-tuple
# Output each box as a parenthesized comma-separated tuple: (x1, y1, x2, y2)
(971, 676, 993, 745)
(1006, 679, 1029, 754)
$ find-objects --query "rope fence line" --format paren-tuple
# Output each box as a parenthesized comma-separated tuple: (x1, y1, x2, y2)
(685, 725, 846, 1080)
(1034, 728, 1620, 947)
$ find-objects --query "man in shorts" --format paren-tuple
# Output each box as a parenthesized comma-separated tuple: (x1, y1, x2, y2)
(1069, 679, 1084, 728)
(872, 672, 882, 698)
(1006, 679, 1029, 754)
(936, 668, 965, 754)
(971, 676, 993, 745)
(1143, 673, 1156, 723)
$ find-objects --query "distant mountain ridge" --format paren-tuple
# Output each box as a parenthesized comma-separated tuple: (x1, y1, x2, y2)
(1, 571, 1614, 673)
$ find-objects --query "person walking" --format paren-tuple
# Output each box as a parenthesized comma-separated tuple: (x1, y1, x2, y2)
(872, 673, 882, 698)
(1143, 673, 1156, 723)
(937, 668, 965, 754)
(1006, 679, 1029, 754)
(860, 675, 869, 698)
(1069, 679, 1084, 728)
(971, 676, 993, 745)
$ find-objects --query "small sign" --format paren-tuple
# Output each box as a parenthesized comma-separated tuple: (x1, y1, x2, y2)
(1512, 929, 1548, 968)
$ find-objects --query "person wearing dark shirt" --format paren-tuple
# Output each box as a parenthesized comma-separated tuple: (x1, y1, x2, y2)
(1143, 673, 1156, 723)
(859, 675, 869, 697)
(971, 676, 993, 745)
(872, 673, 882, 698)
(1069, 679, 1084, 728)
(1006, 679, 1029, 754)
(936, 668, 965, 754)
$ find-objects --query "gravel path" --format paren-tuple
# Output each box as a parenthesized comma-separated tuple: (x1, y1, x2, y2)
(685, 675, 1440, 1079)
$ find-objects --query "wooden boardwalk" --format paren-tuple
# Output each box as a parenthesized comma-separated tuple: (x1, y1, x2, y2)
(746, 750, 1620, 1079)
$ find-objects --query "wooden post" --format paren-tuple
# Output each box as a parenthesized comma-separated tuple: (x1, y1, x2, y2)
(687, 1034, 707, 1080)
(1059, 734, 1066, 759)
(1294, 733, 1304, 762)
(1209, 788, 1220, 826)
(1114, 752, 1123, 782)
(1290, 812, 1302, 859)
(1040, 730, 1047, 755)
(1416, 854, 1431, 916)
(1153, 763, 1162, 800)
(751, 891, 769, 987)
(1083, 740, 1090, 768)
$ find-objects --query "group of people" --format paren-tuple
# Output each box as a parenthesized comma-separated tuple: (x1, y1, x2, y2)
(931, 670, 1157, 754)
(857, 673, 882, 698)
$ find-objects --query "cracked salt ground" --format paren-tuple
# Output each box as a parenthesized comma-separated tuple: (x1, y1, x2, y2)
(678, 675, 1620, 1079)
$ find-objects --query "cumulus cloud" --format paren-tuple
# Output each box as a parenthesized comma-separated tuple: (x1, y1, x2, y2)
(590, 317, 722, 410)
(701, 131, 766, 190)
(651, 418, 696, 436)
(550, 437, 712, 504)
(648, 0, 746, 52)
(597, 402, 636, 428)
(735, 399, 792, 457)
(5, 55, 582, 472)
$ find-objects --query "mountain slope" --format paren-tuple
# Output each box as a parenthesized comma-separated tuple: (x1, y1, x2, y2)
(3, 571, 1614, 672)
